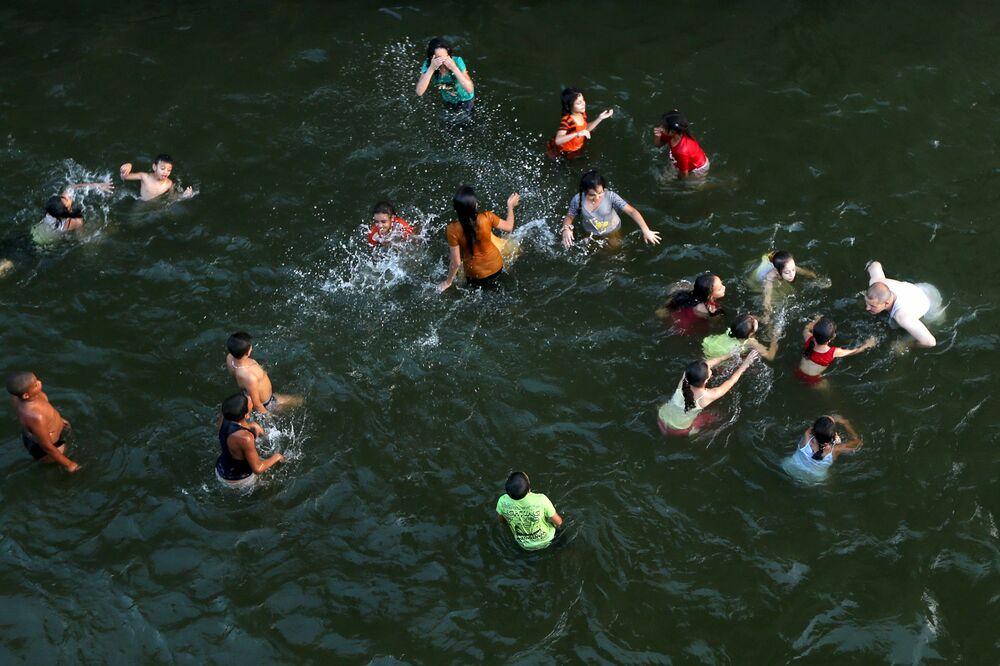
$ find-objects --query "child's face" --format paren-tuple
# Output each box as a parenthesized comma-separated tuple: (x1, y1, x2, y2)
(572, 94, 586, 114)
(433, 48, 449, 66)
(59, 194, 74, 210)
(152, 160, 173, 181)
(711, 277, 726, 299)
(585, 185, 605, 206)
(780, 259, 797, 282)
(373, 212, 393, 234)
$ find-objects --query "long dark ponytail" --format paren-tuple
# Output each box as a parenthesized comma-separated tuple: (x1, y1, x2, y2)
(453, 186, 479, 251)
(811, 415, 837, 460)
(681, 360, 710, 412)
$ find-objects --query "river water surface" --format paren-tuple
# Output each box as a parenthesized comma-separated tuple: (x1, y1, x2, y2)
(1, 2, 999, 663)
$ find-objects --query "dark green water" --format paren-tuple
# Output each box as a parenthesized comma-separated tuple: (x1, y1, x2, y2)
(2, 2, 999, 663)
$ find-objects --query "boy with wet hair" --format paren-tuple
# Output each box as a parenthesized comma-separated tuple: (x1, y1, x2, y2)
(119, 153, 194, 201)
(495, 471, 563, 551)
(6, 371, 80, 472)
(225, 332, 302, 415)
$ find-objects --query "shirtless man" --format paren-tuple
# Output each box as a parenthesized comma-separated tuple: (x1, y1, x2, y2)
(864, 260, 939, 348)
(6, 372, 80, 472)
(226, 332, 302, 415)
(119, 154, 193, 201)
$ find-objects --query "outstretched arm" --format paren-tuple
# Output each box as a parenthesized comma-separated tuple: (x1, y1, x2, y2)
(803, 315, 822, 341)
(119, 163, 143, 181)
(561, 213, 576, 248)
(237, 433, 283, 475)
(495, 193, 519, 233)
(586, 109, 613, 132)
(796, 266, 818, 279)
(553, 127, 590, 147)
(833, 337, 878, 358)
(830, 415, 863, 459)
(701, 351, 758, 407)
(748, 337, 779, 361)
(866, 260, 886, 285)
(622, 204, 660, 245)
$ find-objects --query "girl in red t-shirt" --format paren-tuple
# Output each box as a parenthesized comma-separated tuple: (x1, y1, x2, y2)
(653, 109, 709, 177)
(367, 201, 415, 247)
(547, 88, 613, 159)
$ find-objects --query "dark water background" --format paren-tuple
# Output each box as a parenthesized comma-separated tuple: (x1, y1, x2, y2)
(2, 2, 999, 663)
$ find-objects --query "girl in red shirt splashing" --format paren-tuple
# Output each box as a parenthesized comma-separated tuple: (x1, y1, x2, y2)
(796, 316, 877, 384)
(547, 88, 613, 159)
(653, 109, 709, 177)
(367, 201, 414, 247)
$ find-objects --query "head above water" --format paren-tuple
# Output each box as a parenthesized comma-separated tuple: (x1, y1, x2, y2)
(577, 169, 608, 209)
(661, 109, 692, 138)
(152, 154, 174, 180)
(425, 37, 452, 67)
(505, 471, 530, 500)
(372, 201, 397, 231)
(5, 371, 38, 398)
(865, 283, 893, 314)
(811, 416, 839, 460)
(222, 392, 250, 422)
(728, 313, 758, 340)
(227, 331, 253, 359)
(681, 360, 711, 412)
(769, 251, 797, 282)
(666, 273, 725, 312)
(561, 87, 584, 115)
(812, 317, 837, 344)
(45, 194, 80, 220)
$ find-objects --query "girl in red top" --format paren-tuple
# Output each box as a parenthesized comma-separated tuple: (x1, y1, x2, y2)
(656, 273, 726, 333)
(796, 316, 877, 384)
(653, 109, 709, 177)
(546, 88, 613, 159)
(367, 201, 414, 247)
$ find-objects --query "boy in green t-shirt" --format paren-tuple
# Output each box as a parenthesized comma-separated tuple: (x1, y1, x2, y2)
(495, 472, 563, 551)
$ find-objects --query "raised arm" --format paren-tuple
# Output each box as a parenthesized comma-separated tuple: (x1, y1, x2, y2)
(705, 354, 736, 369)
(586, 109, 613, 132)
(748, 336, 779, 362)
(496, 192, 519, 233)
(24, 413, 79, 472)
(621, 203, 661, 245)
(446, 56, 474, 94)
(652, 126, 669, 147)
(68, 181, 114, 193)
(866, 260, 886, 285)
(700, 350, 758, 407)
(802, 315, 822, 341)
(119, 163, 143, 181)
(830, 415, 863, 459)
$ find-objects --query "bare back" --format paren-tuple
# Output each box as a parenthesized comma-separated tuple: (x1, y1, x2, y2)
(15, 393, 65, 442)
(227, 354, 274, 402)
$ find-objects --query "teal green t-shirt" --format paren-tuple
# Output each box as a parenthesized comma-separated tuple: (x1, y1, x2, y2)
(419, 56, 475, 104)
(495, 491, 557, 550)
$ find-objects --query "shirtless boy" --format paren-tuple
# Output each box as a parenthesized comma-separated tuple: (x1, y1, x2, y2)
(119, 154, 193, 201)
(864, 260, 940, 348)
(226, 332, 302, 415)
(6, 372, 80, 472)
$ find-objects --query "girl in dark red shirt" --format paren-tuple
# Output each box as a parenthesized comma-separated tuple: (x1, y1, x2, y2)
(796, 316, 877, 384)
(653, 109, 709, 177)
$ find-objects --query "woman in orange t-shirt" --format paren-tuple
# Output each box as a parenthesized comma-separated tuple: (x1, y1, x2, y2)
(546, 87, 614, 159)
(437, 186, 520, 291)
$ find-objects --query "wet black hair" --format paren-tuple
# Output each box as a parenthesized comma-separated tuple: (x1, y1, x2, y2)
(45, 195, 81, 220)
(227, 331, 253, 359)
(561, 87, 584, 116)
(453, 185, 479, 251)
(681, 360, 710, 412)
(153, 154, 173, 166)
(5, 371, 35, 396)
(222, 393, 250, 422)
(575, 170, 608, 214)
(804, 317, 837, 358)
(727, 313, 758, 340)
(425, 37, 452, 68)
(769, 250, 794, 274)
(666, 273, 723, 314)
(505, 471, 530, 500)
(661, 110, 693, 138)
(372, 201, 396, 218)
(811, 416, 837, 459)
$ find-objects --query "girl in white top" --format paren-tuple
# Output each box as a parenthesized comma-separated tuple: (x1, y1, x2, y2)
(786, 414, 862, 479)
(657, 351, 759, 435)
